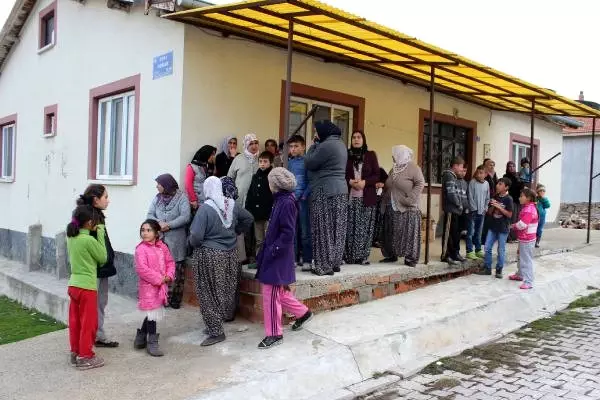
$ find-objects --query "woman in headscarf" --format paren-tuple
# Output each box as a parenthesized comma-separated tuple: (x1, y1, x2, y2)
(147, 174, 191, 308)
(215, 136, 239, 177)
(380, 145, 425, 267)
(344, 130, 380, 265)
(305, 120, 348, 276)
(503, 160, 523, 242)
(228, 134, 260, 263)
(265, 138, 283, 168)
(185, 145, 217, 210)
(189, 177, 253, 346)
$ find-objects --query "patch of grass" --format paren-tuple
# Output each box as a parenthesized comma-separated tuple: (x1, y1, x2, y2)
(431, 378, 460, 390)
(516, 311, 593, 339)
(0, 296, 65, 345)
(564, 355, 580, 361)
(372, 371, 386, 379)
(421, 355, 479, 376)
(568, 291, 600, 309)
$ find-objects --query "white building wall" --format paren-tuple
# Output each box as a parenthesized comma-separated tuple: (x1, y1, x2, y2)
(180, 26, 563, 223)
(0, 0, 185, 252)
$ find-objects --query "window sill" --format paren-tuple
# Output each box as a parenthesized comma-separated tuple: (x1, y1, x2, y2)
(43, 132, 56, 138)
(0, 178, 15, 183)
(37, 41, 55, 55)
(89, 179, 135, 186)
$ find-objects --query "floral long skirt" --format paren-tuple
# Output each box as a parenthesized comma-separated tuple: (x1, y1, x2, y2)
(193, 246, 240, 337)
(382, 205, 421, 264)
(310, 190, 348, 275)
(344, 197, 376, 264)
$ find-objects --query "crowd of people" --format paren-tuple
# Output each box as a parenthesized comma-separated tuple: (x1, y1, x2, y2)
(63, 120, 551, 370)
(441, 156, 550, 290)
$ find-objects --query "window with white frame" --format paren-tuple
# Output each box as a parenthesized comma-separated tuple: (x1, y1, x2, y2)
(512, 142, 530, 164)
(288, 96, 354, 144)
(96, 91, 135, 180)
(1, 124, 16, 180)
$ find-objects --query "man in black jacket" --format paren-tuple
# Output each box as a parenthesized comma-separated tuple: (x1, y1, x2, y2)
(442, 157, 467, 265)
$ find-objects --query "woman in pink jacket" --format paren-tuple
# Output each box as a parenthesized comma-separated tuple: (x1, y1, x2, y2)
(133, 219, 175, 357)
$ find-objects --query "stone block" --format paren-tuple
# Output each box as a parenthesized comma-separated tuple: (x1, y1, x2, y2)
(293, 283, 310, 300)
(358, 286, 372, 303)
(26, 224, 42, 272)
(55, 232, 68, 280)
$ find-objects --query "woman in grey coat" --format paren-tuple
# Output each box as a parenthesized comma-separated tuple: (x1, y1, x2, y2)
(147, 173, 191, 309)
(305, 120, 349, 276)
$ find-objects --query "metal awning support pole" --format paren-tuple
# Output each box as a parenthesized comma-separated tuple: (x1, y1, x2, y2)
(425, 66, 435, 264)
(282, 19, 294, 168)
(587, 117, 596, 244)
(530, 99, 535, 173)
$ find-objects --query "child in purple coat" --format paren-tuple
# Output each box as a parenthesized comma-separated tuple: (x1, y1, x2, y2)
(255, 168, 313, 349)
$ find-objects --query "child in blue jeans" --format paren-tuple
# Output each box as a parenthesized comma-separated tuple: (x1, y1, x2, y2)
(467, 165, 490, 260)
(476, 177, 513, 279)
(535, 184, 550, 248)
(287, 135, 312, 271)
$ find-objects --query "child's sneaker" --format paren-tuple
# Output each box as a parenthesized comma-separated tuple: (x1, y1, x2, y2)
(292, 310, 313, 331)
(475, 250, 485, 258)
(495, 271, 504, 279)
(258, 335, 283, 349)
(70, 352, 77, 367)
(466, 252, 478, 260)
(509, 274, 523, 281)
(76, 355, 105, 370)
(519, 283, 533, 290)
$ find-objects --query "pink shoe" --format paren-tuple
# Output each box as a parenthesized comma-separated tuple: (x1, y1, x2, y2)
(509, 274, 523, 281)
(519, 283, 533, 290)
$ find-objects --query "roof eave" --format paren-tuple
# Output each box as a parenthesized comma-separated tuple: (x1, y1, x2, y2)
(0, 0, 37, 73)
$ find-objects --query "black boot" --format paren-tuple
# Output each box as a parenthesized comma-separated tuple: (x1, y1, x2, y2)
(134, 329, 147, 350)
(146, 333, 164, 357)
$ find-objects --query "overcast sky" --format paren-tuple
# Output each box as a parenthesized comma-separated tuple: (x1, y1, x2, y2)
(1, 0, 598, 101)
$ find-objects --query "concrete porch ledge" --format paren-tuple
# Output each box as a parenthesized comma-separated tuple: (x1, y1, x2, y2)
(1, 250, 600, 400)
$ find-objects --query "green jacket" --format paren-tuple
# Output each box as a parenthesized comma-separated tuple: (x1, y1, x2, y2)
(67, 225, 107, 290)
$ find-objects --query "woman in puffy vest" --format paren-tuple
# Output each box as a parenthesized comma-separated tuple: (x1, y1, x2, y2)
(185, 145, 217, 210)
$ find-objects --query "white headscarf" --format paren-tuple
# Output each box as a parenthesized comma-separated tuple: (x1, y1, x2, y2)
(220, 135, 236, 158)
(392, 145, 413, 174)
(203, 176, 235, 228)
(243, 133, 259, 163)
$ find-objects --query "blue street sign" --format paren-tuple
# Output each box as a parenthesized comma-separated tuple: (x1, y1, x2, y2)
(153, 51, 173, 80)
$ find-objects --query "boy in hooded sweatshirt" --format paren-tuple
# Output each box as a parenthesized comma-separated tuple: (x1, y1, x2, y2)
(441, 157, 467, 265)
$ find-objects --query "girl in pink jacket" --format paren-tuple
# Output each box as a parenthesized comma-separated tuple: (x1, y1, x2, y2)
(134, 219, 175, 356)
(509, 188, 539, 290)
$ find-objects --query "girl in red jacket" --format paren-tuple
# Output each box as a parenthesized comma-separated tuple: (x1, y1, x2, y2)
(134, 219, 175, 356)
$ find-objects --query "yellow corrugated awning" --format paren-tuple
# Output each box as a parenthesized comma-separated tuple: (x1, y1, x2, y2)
(163, 0, 600, 118)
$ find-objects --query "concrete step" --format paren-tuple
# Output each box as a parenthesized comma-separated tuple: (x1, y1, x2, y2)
(0, 257, 138, 325)
(1, 250, 599, 400)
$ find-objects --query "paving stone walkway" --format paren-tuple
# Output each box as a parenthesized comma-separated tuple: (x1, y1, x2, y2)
(364, 304, 600, 400)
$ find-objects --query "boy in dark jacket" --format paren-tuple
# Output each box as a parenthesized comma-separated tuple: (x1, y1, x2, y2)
(256, 168, 313, 349)
(442, 157, 467, 265)
(246, 151, 274, 268)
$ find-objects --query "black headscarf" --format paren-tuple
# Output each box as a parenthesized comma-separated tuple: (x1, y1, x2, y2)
(191, 145, 216, 166)
(349, 130, 368, 169)
(315, 120, 341, 142)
